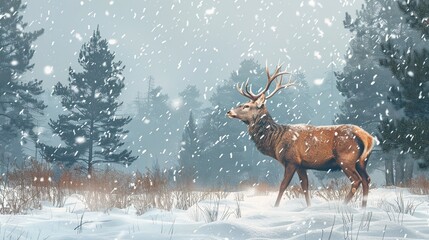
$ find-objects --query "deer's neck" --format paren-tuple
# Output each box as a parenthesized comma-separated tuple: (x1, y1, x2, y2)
(248, 113, 284, 158)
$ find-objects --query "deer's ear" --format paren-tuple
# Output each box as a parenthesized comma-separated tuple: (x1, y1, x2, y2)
(256, 94, 266, 108)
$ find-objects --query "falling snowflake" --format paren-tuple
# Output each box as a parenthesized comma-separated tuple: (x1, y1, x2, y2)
(44, 65, 54, 75)
(75, 136, 86, 144)
(205, 7, 216, 16)
(170, 97, 183, 110)
(74, 33, 83, 41)
(313, 78, 324, 85)
(108, 39, 118, 45)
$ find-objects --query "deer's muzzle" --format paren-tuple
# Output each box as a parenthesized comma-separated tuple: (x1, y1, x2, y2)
(227, 110, 237, 119)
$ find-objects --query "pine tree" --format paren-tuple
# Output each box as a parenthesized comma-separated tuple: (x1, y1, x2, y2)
(398, 0, 429, 38)
(335, 0, 406, 133)
(199, 59, 263, 186)
(176, 84, 202, 124)
(379, 39, 429, 170)
(40, 27, 137, 175)
(0, 0, 45, 162)
(378, 0, 429, 185)
(141, 84, 173, 159)
(128, 79, 184, 170)
(179, 85, 202, 111)
(178, 112, 200, 186)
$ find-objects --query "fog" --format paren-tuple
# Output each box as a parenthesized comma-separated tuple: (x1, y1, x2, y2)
(25, 0, 362, 102)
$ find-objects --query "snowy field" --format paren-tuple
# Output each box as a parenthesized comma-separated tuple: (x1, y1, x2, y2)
(1, 187, 428, 240)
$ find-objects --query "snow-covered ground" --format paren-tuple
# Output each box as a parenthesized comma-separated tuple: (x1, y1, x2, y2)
(1, 188, 428, 240)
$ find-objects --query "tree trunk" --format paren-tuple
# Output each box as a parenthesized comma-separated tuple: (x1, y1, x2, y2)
(88, 118, 94, 177)
(394, 153, 405, 186)
(87, 160, 93, 177)
(385, 152, 394, 186)
(0, 144, 4, 173)
(403, 155, 414, 186)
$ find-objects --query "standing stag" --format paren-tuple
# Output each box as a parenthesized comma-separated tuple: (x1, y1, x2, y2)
(227, 64, 374, 207)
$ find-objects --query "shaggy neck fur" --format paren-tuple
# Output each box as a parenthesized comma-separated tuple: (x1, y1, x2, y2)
(248, 111, 288, 158)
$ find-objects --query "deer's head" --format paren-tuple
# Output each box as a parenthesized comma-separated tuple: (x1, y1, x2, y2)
(227, 64, 294, 124)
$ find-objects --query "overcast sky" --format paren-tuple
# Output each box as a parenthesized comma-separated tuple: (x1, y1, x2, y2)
(24, 0, 363, 106)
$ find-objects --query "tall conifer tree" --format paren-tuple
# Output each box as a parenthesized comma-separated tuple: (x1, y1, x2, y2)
(0, 0, 45, 161)
(40, 27, 137, 175)
(335, 0, 405, 133)
(178, 112, 200, 186)
(378, 0, 429, 182)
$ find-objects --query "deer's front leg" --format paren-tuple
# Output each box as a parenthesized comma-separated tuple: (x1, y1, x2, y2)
(275, 162, 296, 207)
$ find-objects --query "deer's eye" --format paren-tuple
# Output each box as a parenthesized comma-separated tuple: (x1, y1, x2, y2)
(243, 105, 250, 109)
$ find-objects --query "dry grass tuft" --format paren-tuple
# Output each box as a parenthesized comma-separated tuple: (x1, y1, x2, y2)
(1, 159, 176, 214)
(252, 182, 276, 196)
(377, 192, 422, 224)
(283, 184, 303, 200)
(2, 159, 244, 216)
(315, 179, 359, 203)
(174, 191, 211, 210)
(409, 176, 429, 195)
(0, 159, 51, 214)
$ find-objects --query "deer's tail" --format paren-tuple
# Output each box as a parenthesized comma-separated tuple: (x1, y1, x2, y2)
(354, 126, 375, 169)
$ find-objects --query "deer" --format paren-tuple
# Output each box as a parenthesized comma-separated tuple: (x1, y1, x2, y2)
(227, 64, 374, 208)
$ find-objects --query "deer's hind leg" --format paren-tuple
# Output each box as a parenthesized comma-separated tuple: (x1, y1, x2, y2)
(357, 164, 370, 207)
(340, 165, 362, 205)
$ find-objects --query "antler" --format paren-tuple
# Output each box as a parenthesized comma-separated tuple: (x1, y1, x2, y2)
(235, 79, 256, 101)
(235, 63, 294, 101)
(265, 67, 295, 100)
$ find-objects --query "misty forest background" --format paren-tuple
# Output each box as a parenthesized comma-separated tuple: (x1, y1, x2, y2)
(1, 0, 429, 190)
